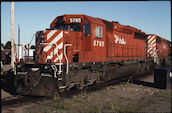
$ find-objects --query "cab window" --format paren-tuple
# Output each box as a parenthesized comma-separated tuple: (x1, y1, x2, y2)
(51, 24, 68, 30)
(84, 24, 90, 35)
(58, 25, 68, 30)
(96, 26, 103, 38)
(70, 24, 81, 32)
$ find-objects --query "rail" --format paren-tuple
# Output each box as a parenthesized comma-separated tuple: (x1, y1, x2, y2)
(2, 96, 48, 109)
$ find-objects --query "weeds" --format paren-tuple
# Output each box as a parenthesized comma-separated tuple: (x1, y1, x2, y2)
(153, 90, 171, 98)
(26, 84, 171, 113)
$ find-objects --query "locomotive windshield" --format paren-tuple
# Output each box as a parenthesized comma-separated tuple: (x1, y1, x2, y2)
(70, 24, 81, 31)
(51, 24, 68, 30)
(51, 24, 81, 32)
(58, 25, 68, 30)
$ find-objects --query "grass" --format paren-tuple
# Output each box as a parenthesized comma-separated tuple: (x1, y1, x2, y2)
(26, 94, 143, 113)
(153, 90, 171, 98)
(26, 85, 171, 113)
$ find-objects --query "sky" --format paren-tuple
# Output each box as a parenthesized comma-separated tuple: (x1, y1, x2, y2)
(1, 1, 171, 46)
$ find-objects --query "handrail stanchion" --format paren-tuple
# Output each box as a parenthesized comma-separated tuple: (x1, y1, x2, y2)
(64, 44, 72, 74)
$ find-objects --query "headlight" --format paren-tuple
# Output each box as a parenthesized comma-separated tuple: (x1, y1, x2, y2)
(17, 64, 22, 68)
(41, 40, 44, 43)
(17, 63, 24, 68)
(44, 65, 49, 70)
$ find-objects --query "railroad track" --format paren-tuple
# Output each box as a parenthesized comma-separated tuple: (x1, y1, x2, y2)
(1, 95, 49, 109)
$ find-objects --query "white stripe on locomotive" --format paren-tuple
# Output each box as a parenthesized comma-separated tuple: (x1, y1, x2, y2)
(47, 30, 57, 40)
(149, 39, 156, 46)
(148, 35, 156, 44)
(54, 53, 63, 62)
(43, 31, 63, 52)
(46, 42, 63, 61)
(148, 35, 152, 39)
(147, 43, 156, 53)
(147, 35, 157, 57)
(149, 47, 156, 57)
(148, 47, 156, 54)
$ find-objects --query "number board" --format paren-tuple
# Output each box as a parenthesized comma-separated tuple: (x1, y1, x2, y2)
(69, 18, 82, 23)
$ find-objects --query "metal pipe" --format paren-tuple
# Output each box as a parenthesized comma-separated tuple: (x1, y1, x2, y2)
(28, 44, 30, 62)
(56, 48, 62, 74)
(24, 45, 26, 62)
(64, 44, 72, 74)
(22, 44, 24, 60)
(17, 24, 20, 62)
(51, 65, 57, 78)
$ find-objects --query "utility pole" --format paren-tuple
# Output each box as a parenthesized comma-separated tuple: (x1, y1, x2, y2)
(11, 1, 15, 69)
(18, 24, 20, 62)
(18, 24, 20, 45)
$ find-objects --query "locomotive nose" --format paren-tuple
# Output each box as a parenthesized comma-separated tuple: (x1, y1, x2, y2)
(36, 30, 64, 64)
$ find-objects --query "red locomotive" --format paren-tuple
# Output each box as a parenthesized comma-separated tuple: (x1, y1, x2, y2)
(2, 14, 171, 96)
(35, 15, 147, 64)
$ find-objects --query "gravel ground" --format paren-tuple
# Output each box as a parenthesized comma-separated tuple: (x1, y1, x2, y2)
(1, 72, 171, 113)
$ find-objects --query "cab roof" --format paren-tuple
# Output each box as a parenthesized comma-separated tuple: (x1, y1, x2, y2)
(50, 14, 145, 34)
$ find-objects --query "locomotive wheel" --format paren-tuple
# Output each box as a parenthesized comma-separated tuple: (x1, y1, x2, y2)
(141, 63, 146, 74)
(138, 64, 142, 74)
(145, 63, 151, 72)
(95, 76, 101, 84)
(77, 81, 84, 90)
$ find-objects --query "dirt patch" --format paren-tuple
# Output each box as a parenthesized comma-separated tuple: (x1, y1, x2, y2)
(1, 64, 12, 75)
(1, 64, 12, 72)
(2, 73, 171, 113)
(1, 90, 13, 99)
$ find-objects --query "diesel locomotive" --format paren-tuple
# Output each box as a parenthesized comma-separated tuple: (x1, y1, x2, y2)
(1, 14, 171, 96)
